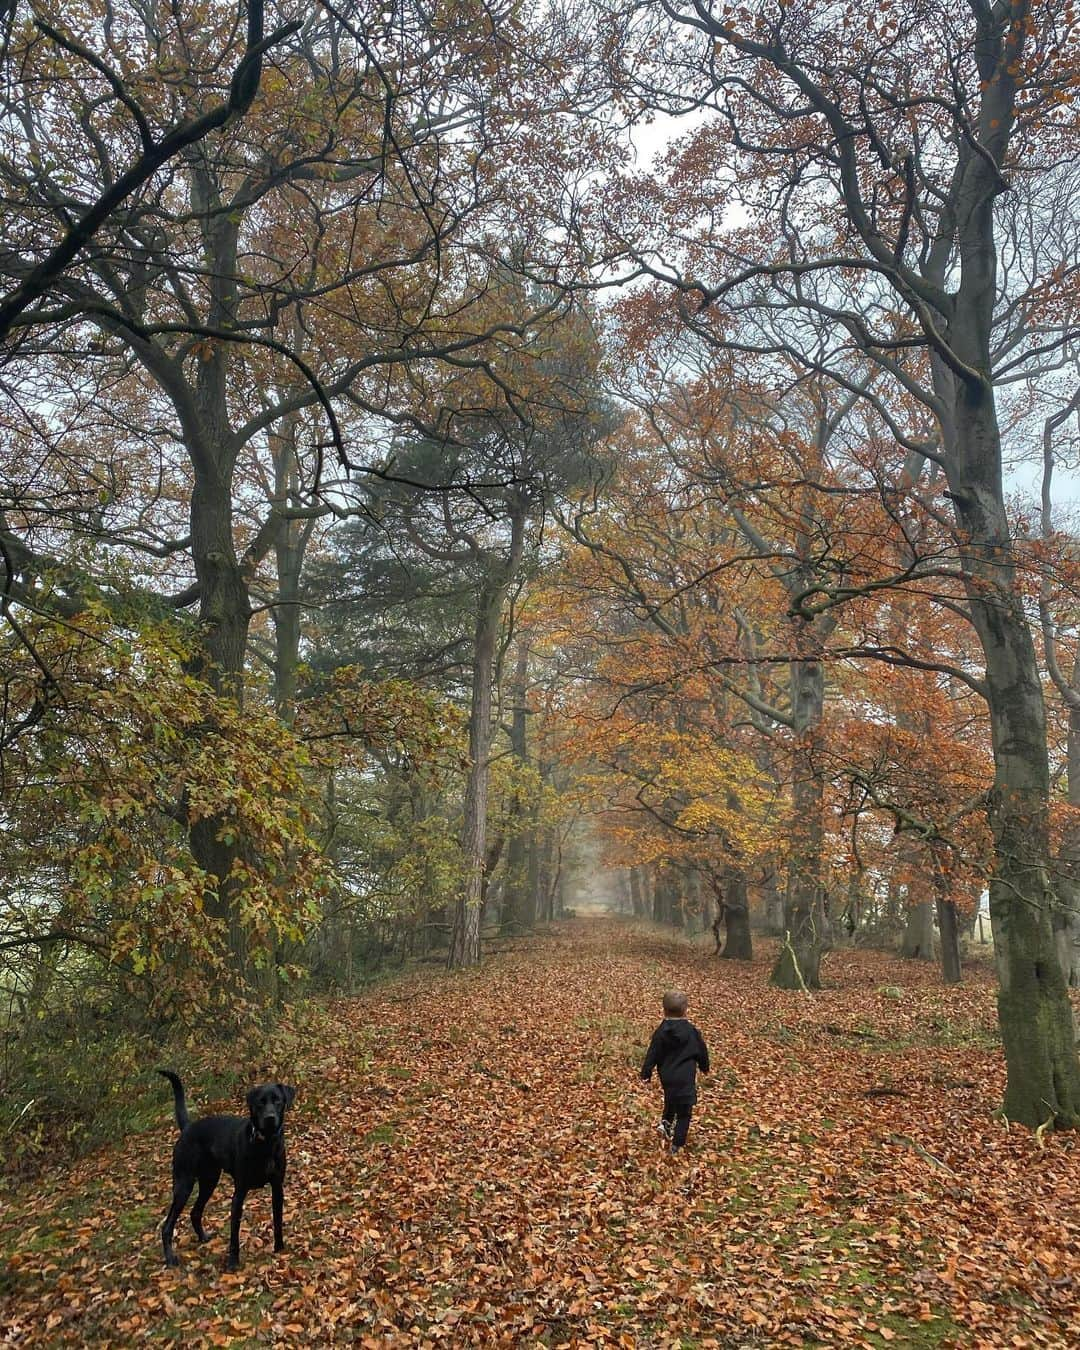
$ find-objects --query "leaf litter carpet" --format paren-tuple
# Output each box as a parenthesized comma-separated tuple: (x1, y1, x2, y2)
(1, 920, 1078, 1347)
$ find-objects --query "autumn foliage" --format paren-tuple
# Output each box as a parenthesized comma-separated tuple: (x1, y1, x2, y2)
(1, 5, 1080, 1337)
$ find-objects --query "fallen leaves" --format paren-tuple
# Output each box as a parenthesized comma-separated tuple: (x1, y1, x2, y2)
(1, 920, 1078, 1347)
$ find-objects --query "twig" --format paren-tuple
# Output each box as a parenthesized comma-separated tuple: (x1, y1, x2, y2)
(1, 1098, 36, 1137)
(889, 1132, 956, 1175)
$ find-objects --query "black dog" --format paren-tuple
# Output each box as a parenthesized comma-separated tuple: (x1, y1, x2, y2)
(157, 1069, 296, 1270)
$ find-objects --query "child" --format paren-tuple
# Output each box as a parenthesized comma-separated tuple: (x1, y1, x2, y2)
(640, 990, 709, 1153)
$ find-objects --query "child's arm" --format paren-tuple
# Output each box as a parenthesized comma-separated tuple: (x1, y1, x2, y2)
(640, 1026, 662, 1081)
(696, 1029, 710, 1074)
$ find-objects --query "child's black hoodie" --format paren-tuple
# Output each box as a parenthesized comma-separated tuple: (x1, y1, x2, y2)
(640, 1017, 710, 1102)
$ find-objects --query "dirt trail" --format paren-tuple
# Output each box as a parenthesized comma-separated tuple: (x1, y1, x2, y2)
(1, 920, 1077, 1346)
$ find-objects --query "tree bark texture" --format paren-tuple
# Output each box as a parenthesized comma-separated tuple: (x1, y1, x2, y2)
(718, 866, 752, 960)
(448, 507, 527, 968)
(900, 901, 936, 961)
(936, 895, 962, 986)
(629, 866, 646, 918)
(949, 383, 1080, 1125)
(771, 644, 829, 990)
(1054, 697, 1080, 987)
(760, 868, 785, 936)
(448, 579, 501, 969)
(500, 641, 533, 935)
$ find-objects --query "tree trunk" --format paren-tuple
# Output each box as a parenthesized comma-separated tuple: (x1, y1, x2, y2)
(1054, 697, 1080, 987)
(537, 824, 559, 922)
(773, 903, 824, 990)
(531, 814, 557, 925)
(500, 640, 532, 935)
(760, 867, 785, 935)
(629, 866, 645, 918)
(670, 872, 685, 928)
(948, 378, 1080, 1126)
(839, 870, 863, 944)
(900, 901, 936, 961)
(180, 195, 260, 992)
(685, 870, 704, 934)
(555, 864, 568, 918)
(929, 46, 1080, 1124)
(480, 830, 505, 919)
(499, 832, 530, 933)
(527, 810, 544, 922)
(719, 866, 752, 960)
(771, 652, 829, 990)
(269, 412, 311, 726)
(186, 451, 256, 989)
(937, 896, 962, 985)
(448, 580, 501, 970)
(653, 869, 684, 926)
(1055, 879, 1080, 990)
(448, 506, 527, 969)
(884, 877, 904, 936)
(652, 870, 670, 924)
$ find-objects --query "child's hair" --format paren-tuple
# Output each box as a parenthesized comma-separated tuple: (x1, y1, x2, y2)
(662, 990, 689, 1016)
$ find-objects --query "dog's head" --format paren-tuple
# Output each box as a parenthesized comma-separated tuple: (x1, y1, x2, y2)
(246, 1082, 296, 1140)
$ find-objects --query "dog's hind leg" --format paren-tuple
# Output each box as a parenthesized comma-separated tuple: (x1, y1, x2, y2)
(162, 1177, 194, 1267)
(271, 1178, 285, 1253)
(190, 1169, 220, 1243)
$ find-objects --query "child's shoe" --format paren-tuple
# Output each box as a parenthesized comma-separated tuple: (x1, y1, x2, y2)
(657, 1118, 673, 1141)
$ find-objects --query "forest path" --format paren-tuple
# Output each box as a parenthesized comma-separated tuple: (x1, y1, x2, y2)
(1, 919, 1078, 1347)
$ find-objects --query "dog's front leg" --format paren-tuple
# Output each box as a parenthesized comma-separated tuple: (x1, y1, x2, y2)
(271, 1179, 285, 1253)
(226, 1186, 247, 1270)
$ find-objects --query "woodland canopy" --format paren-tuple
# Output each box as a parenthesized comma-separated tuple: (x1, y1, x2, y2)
(1, 0, 1079, 1189)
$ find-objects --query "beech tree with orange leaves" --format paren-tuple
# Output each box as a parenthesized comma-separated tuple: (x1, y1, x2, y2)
(605, 0, 1080, 1126)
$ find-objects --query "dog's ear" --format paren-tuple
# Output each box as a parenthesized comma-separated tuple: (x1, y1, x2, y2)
(246, 1085, 261, 1114)
(278, 1084, 296, 1108)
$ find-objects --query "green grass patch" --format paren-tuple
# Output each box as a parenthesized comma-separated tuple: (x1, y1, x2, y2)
(362, 1121, 397, 1146)
(865, 1309, 968, 1347)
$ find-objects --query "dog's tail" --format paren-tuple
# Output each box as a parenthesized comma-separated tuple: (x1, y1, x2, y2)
(157, 1068, 189, 1131)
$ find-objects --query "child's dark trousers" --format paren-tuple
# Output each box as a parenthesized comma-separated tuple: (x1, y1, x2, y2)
(662, 1093, 693, 1150)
